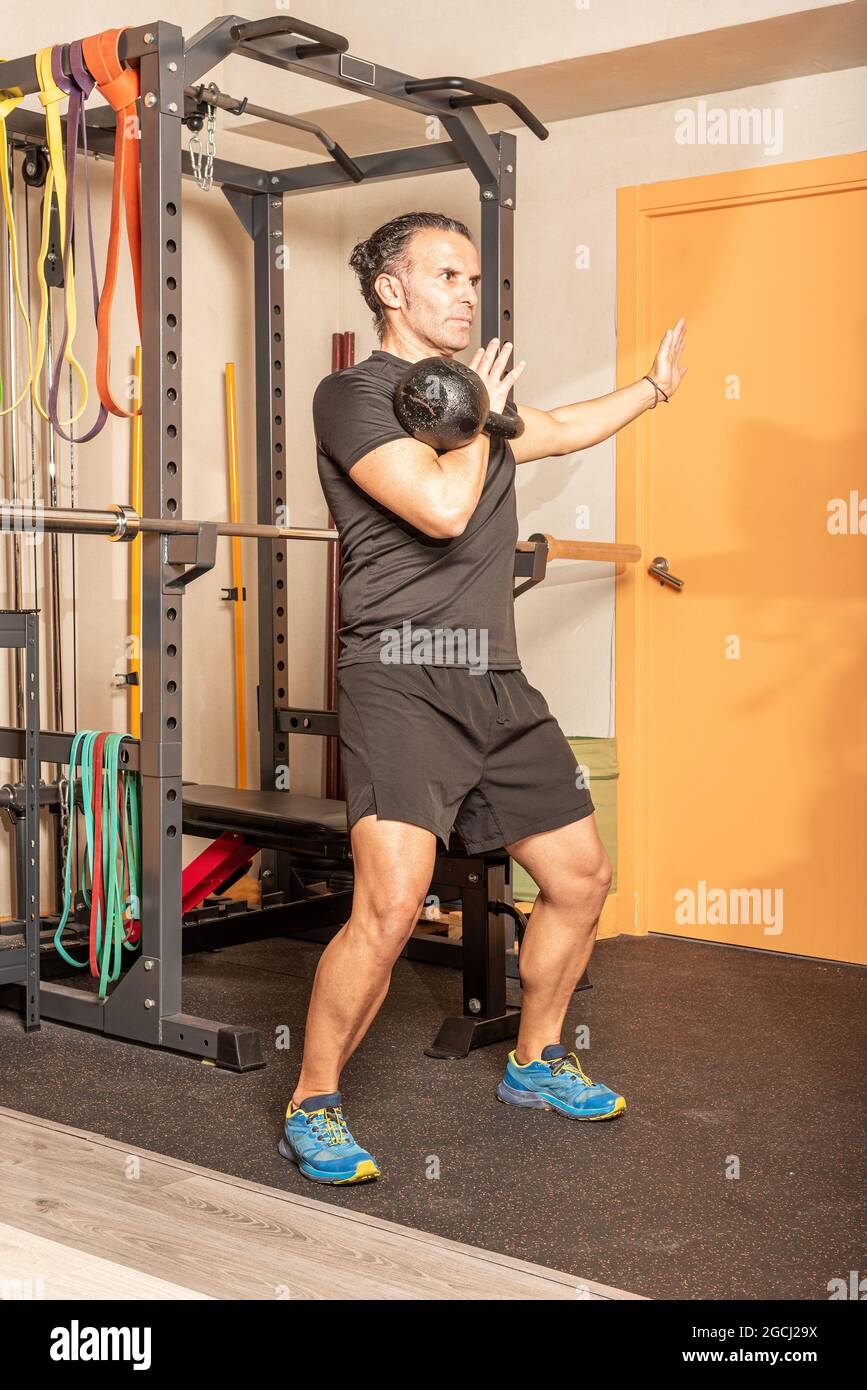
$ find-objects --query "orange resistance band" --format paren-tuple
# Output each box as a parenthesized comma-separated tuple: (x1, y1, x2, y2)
(81, 27, 142, 418)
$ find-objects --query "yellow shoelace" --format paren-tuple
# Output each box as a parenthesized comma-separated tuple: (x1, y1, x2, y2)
(550, 1052, 595, 1086)
(310, 1106, 350, 1145)
(289, 1103, 351, 1146)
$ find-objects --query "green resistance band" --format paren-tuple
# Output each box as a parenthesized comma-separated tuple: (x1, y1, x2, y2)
(54, 730, 142, 997)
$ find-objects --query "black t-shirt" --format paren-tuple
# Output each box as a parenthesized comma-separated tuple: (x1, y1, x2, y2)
(313, 349, 521, 671)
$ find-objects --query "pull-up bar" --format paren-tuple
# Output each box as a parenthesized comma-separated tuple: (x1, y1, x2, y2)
(229, 16, 349, 56)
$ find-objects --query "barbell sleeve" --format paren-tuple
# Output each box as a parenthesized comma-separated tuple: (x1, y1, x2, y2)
(516, 533, 642, 564)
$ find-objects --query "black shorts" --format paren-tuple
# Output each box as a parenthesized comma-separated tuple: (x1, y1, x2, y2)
(337, 663, 594, 854)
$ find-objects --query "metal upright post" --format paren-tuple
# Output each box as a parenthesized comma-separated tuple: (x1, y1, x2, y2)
(0, 609, 40, 1030)
(99, 23, 187, 1044)
(22, 610, 40, 1030)
(3, 144, 25, 764)
(95, 24, 260, 1067)
(220, 181, 291, 895)
(252, 191, 291, 895)
(480, 132, 517, 377)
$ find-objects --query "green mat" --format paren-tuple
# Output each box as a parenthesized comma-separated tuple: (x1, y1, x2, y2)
(512, 737, 618, 901)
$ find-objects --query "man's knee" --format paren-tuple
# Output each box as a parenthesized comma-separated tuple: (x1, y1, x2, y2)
(349, 890, 425, 960)
(541, 848, 612, 911)
(595, 850, 613, 897)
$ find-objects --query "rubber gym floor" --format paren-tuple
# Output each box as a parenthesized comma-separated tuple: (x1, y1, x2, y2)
(0, 931, 862, 1301)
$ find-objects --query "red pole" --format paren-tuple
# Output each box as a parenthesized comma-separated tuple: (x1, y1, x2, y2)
(324, 332, 351, 800)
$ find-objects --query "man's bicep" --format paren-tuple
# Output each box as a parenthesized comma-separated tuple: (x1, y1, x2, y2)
(349, 438, 445, 536)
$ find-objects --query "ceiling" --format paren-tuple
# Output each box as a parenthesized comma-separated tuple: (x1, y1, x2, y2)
(221, 1, 867, 161)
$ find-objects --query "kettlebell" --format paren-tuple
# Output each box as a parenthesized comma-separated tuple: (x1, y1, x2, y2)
(393, 356, 524, 451)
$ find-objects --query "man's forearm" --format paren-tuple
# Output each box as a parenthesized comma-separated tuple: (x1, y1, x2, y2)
(550, 376, 659, 454)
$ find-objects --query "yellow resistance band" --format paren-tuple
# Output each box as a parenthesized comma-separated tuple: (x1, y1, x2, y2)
(0, 80, 34, 414)
(31, 45, 87, 426)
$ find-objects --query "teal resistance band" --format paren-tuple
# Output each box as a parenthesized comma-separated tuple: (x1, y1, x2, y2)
(54, 731, 142, 995)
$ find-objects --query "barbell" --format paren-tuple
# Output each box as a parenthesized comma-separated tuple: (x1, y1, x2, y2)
(0, 503, 640, 565)
(0, 502, 337, 544)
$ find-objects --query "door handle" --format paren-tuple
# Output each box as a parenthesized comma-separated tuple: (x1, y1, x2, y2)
(648, 556, 684, 590)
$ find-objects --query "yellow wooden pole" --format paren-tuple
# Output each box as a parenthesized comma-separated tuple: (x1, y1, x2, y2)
(130, 347, 143, 739)
(225, 363, 247, 789)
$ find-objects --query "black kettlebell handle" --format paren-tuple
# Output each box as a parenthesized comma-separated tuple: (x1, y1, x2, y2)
(485, 401, 524, 441)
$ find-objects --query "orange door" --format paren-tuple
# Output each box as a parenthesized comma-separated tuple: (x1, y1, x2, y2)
(616, 153, 867, 966)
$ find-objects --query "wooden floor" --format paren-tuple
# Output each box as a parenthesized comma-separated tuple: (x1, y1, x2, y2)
(0, 1108, 642, 1300)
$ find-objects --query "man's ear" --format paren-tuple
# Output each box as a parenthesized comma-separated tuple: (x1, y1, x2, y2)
(374, 271, 402, 312)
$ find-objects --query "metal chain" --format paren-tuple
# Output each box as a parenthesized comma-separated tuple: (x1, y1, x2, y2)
(189, 103, 217, 192)
(58, 774, 70, 876)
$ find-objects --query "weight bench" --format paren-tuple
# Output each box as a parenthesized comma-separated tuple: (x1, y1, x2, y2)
(182, 783, 528, 1058)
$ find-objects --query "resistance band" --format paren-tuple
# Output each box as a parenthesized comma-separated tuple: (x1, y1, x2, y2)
(0, 75, 35, 414)
(48, 40, 109, 442)
(30, 45, 89, 427)
(55, 730, 142, 997)
(81, 27, 142, 419)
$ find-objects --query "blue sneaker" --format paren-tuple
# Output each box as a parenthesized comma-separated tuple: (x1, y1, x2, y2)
(497, 1044, 626, 1120)
(278, 1091, 381, 1184)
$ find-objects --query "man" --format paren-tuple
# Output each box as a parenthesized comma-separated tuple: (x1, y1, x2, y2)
(278, 211, 687, 1184)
